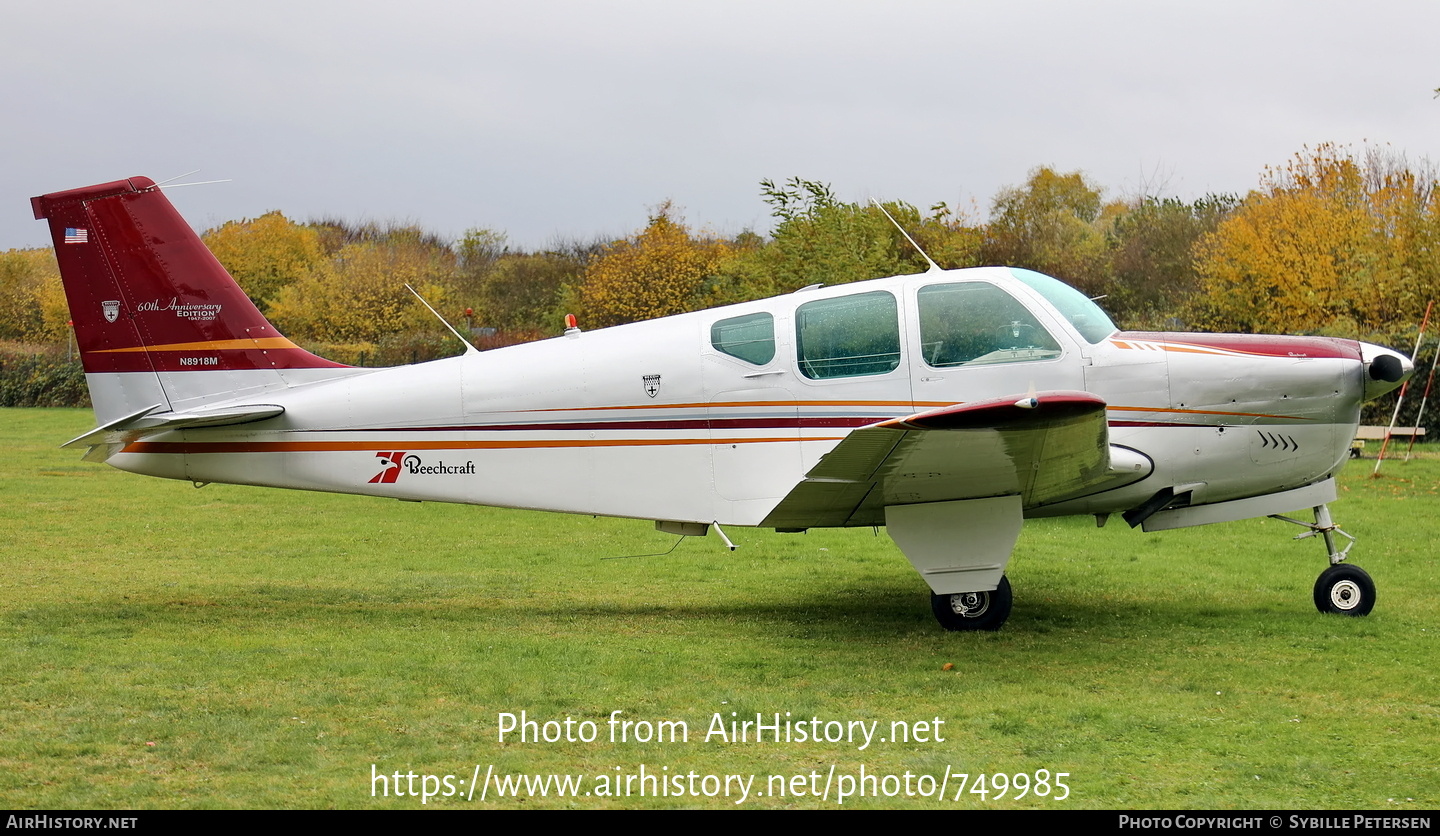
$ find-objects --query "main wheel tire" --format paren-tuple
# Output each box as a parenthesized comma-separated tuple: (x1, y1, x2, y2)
(931, 575, 1013, 631)
(1313, 564, 1375, 616)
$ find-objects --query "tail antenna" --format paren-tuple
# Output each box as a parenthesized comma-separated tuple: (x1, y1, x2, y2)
(405, 284, 480, 356)
(871, 199, 941, 273)
(153, 169, 234, 189)
(154, 170, 202, 187)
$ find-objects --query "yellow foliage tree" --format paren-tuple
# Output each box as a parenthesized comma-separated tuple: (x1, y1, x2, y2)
(267, 233, 456, 358)
(0, 248, 69, 345)
(203, 212, 329, 312)
(1191, 144, 1439, 334)
(578, 206, 730, 328)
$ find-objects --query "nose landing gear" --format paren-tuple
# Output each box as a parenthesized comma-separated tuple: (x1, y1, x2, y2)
(1270, 503, 1374, 616)
(1313, 563, 1376, 616)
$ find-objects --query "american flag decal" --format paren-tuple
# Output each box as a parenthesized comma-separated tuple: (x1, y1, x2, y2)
(64, 228, 88, 244)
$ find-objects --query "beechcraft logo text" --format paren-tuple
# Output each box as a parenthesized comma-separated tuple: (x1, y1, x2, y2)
(368, 451, 476, 483)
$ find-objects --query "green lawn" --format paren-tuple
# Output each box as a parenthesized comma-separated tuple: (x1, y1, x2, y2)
(2, 408, 1436, 809)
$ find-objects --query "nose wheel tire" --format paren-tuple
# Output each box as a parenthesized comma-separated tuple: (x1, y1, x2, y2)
(931, 575, 1013, 631)
(1313, 564, 1375, 616)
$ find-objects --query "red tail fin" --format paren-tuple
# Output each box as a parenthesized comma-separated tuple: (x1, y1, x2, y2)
(33, 176, 351, 423)
(32, 176, 343, 375)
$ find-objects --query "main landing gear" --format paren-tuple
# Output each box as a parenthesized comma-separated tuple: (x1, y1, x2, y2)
(1270, 503, 1375, 617)
(930, 575, 1013, 631)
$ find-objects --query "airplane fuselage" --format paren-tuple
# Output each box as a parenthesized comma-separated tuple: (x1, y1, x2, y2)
(109, 267, 1367, 529)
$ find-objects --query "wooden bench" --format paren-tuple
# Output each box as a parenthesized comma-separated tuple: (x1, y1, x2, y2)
(1351, 426, 1427, 457)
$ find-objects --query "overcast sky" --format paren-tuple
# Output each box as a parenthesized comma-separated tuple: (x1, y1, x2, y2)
(5, 1, 1437, 251)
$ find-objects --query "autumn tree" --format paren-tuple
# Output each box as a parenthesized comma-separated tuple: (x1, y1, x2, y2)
(577, 205, 730, 327)
(267, 226, 460, 363)
(0, 248, 68, 345)
(202, 212, 328, 313)
(1190, 144, 1440, 335)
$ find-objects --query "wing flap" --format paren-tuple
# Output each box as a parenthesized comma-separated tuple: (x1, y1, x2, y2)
(762, 390, 1122, 529)
(806, 426, 904, 482)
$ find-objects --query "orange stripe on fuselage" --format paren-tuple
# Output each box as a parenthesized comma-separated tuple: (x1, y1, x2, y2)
(520, 399, 952, 413)
(1109, 405, 1312, 421)
(90, 337, 301, 354)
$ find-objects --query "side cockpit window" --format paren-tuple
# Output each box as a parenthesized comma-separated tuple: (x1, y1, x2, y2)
(710, 312, 776, 365)
(796, 291, 901, 379)
(917, 282, 1061, 367)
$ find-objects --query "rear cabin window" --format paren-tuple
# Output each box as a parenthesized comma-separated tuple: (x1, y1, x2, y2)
(710, 312, 776, 365)
(795, 291, 901, 379)
(917, 282, 1062, 367)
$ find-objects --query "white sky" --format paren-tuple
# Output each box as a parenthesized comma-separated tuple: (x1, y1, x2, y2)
(4, 0, 1437, 250)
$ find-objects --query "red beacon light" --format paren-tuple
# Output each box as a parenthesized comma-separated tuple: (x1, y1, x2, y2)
(564, 313, 581, 338)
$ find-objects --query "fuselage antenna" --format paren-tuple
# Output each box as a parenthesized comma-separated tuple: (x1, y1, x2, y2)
(871, 198, 941, 273)
(406, 284, 480, 356)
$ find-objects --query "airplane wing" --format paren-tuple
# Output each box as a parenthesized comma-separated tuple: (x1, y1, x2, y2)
(761, 390, 1139, 529)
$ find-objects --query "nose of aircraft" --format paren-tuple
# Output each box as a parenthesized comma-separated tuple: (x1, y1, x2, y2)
(1360, 342, 1414, 401)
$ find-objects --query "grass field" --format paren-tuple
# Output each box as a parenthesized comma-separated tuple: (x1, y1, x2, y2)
(2, 408, 1437, 809)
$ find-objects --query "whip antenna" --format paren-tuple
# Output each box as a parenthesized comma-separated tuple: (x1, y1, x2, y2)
(871, 199, 941, 273)
(406, 284, 480, 356)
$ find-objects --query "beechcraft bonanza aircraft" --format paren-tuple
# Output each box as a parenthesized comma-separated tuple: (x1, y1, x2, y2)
(34, 175, 1415, 631)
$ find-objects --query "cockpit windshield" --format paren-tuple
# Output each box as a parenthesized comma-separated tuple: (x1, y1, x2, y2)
(917, 282, 1062, 367)
(1008, 268, 1117, 344)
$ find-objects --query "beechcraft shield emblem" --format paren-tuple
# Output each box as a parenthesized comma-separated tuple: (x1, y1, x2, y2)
(643, 374, 661, 398)
(102, 300, 120, 323)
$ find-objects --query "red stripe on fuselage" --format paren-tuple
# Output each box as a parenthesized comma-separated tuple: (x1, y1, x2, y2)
(122, 436, 845, 455)
(1116, 331, 1362, 360)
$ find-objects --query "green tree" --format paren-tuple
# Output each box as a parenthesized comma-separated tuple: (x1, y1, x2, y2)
(451, 228, 585, 337)
(711, 178, 980, 302)
(475, 252, 582, 334)
(1104, 194, 1238, 328)
(982, 167, 1111, 297)
(455, 227, 510, 279)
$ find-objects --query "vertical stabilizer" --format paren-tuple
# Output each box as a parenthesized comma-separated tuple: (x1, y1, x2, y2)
(32, 176, 348, 423)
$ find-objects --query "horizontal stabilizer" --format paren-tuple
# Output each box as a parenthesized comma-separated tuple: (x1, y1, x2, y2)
(62, 403, 285, 451)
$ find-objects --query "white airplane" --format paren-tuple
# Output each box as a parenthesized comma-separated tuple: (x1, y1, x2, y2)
(33, 175, 1414, 631)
